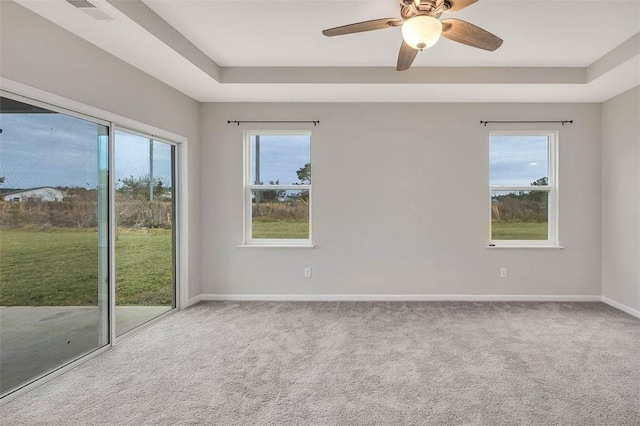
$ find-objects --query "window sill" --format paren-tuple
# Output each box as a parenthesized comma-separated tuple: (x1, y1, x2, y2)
(238, 244, 315, 249)
(487, 244, 564, 249)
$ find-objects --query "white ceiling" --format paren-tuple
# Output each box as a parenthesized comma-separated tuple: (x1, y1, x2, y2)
(145, 0, 638, 67)
(12, 0, 640, 102)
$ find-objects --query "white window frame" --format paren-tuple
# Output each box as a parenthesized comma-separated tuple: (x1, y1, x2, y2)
(243, 130, 312, 247)
(489, 130, 559, 247)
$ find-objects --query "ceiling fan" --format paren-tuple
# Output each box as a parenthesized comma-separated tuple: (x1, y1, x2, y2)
(322, 0, 503, 71)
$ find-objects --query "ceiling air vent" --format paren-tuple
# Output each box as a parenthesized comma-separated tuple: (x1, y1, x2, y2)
(66, 0, 96, 8)
(66, 0, 114, 21)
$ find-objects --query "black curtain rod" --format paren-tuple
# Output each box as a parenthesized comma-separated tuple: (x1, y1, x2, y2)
(480, 120, 573, 127)
(228, 120, 320, 126)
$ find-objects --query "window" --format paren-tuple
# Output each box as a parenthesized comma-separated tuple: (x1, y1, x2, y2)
(243, 132, 312, 245)
(489, 131, 558, 246)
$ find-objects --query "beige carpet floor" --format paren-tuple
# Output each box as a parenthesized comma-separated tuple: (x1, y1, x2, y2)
(1, 301, 639, 425)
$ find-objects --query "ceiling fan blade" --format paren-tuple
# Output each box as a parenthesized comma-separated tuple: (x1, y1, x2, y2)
(444, 0, 479, 12)
(397, 41, 418, 71)
(441, 18, 503, 51)
(322, 18, 403, 37)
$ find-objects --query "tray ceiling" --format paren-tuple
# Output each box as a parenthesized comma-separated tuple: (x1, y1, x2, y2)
(11, 0, 640, 102)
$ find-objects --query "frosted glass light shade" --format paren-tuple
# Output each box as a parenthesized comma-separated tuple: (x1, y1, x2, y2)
(401, 16, 443, 50)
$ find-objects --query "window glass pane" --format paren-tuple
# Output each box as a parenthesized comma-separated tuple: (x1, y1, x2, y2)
(250, 135, 311, 185)
(114, 131, 175, 337)
(490, 135, 549, 186)
(251, 189, 309, 239)
(152, 141, 173, 193)
(491, 190, 548, 240)
(0, 97, 108, 394)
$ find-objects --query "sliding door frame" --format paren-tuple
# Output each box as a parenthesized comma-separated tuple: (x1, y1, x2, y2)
(111, 126, 181, 344)
(0, 90, 113, 401)
(0, 79, 190, 402)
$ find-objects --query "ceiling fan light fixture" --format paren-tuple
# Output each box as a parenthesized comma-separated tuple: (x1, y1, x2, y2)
(401, 15, 442, 50)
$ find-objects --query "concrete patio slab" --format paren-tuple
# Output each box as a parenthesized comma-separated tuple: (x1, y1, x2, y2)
(0, 305, 171, 394)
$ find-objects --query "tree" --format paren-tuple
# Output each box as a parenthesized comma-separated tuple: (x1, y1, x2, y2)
(259, 180, 286, 202)
(291, 163, 311, 203)
(531, 177, 548, 186)
(528, 177, 548, 202)
(117, 174, 168, 201)
(296, 163, 311, 185)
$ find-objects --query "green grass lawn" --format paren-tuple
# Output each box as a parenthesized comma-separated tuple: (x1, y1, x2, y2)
(491, 222, 548, 240)
(251, 220, 546, 241)
(0, 228, 172, 306)
(1, 221, 545, 306)
(114, 229, 173, 305)
(252, 220, 309, 239)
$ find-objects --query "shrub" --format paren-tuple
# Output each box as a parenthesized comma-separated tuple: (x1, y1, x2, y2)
(252, 202, 307, 222)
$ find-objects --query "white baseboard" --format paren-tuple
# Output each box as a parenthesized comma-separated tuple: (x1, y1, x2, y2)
(601, 296, 640, 319)
(198, 294, 602, 302)
(187, 294, 202, 306)
(193, 294, 639, 319)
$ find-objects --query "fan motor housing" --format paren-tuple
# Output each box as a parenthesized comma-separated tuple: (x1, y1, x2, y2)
(401, 0, 447, 20)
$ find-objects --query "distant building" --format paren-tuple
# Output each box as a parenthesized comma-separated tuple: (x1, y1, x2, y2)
(2, 187, 64, 202)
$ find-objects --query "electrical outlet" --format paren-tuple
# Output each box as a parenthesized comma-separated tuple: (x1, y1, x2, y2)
(500, 267, 508, 278)
(304, 267, 312, 278)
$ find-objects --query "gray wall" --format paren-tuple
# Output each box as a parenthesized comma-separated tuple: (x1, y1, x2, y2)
(5, 1, 634, 304)
(602, 86, 640, 311)
(0, 2, 201, 299)
(201, 102, 602, 297)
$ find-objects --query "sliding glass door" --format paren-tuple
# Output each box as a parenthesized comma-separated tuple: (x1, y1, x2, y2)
(0, 96, 109, 394)
(114, 130, 175, 337)
(0, 94, 180, 398)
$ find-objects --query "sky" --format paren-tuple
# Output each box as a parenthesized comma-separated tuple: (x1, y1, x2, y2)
(249, 134, 310, 185)
(490, 135, 549, 186)
(1, 108, 546, 191)
(247, 134, 548, 188)
(0, 113, 101, 189)
(114, 130, 173, 189)
(0, 113, 173, 190)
